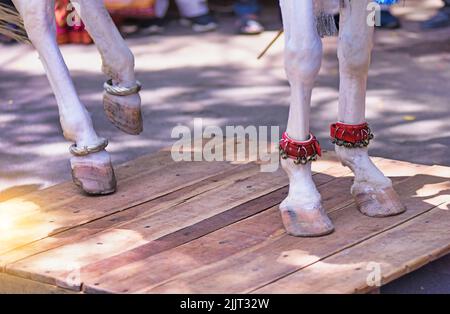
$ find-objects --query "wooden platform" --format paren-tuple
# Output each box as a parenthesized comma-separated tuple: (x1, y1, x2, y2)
(0, 140, 449, 294)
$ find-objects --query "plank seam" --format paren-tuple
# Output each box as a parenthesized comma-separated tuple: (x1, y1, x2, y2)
(356, 243, 450, 294)
(11, 167, 347, 292)
(80, 187, 289, 294)
(0, 164, 258, 267)
(79, 166, 358, 293)
(75, 160, 431, 293)
(7, 156, 403, 291)
(124, 174, 367, 293)
(0, 176, 239, 272)
(249, 198, 450, 294)
(2, 161, 346, 268)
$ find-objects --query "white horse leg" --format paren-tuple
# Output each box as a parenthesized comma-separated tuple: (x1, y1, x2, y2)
(13, 0, 116, 195)
(73, 0, 143, 135)
(336, 0, 405, 217)
(279, 0, 334, 237)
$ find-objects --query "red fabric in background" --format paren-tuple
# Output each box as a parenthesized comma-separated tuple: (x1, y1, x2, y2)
(55, 0, 92, 45)
(55, 0, 156, 44)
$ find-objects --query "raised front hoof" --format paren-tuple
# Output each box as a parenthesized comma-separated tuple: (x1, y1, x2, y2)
(280, 204, 334, 237)
(70, 151, 117, 196)
(354, 186, 406, 218)
(103, 92, 143, 135)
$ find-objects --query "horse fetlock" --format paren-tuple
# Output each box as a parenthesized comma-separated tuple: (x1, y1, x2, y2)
(101, 48, 135, 84)
(336, 146, 392, 190)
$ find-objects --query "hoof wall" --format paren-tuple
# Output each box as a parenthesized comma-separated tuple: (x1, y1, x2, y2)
(71, 152, 117, 195)
(104, 92, 143, 135)
(355, 186, 406, 218)
(280, 204, 334, 237)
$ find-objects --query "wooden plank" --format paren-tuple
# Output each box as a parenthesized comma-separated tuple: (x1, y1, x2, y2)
(0, 148, 437, 293)
(5, 170, 290, 290)
(0, 273, 77, 294)
(0, 144, 252, 256)
(255, 202, 450, 293)
(131, 165, 450, 293)
(81, 175, 355, 294)
(72, 161, 353, 291)
(0, 136, 232, 204)
(0, 140, 286, 266)
(0, 137, 244, 254)
(80, 159, 438, 293)
(0, 162, 258, 268)
(0, 150, 173, 214)
(3, 154, 352, 291)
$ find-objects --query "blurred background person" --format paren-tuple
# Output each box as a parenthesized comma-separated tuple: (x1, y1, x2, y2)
(234, 0, 264, 35)
(421, 0, 450, 29)
(208, 0, 264, 35)
(378, 4, 401, 29)
(106, 0, 217, 35)
(153, 0, 217, 33)
(106, 0, 158, 34)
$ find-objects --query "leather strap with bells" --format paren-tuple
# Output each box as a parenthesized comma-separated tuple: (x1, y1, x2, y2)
(279, 132, 322, 165)
(330, 122, 374, 148)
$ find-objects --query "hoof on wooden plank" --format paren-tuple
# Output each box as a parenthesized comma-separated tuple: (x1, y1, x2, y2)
(71, 150, 117, 196)
(103, 92, 143, 135)
(280, 203, 335, 237)
(354, 186, 406, 218)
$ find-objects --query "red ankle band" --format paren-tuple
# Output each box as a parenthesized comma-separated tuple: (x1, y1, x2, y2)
(330, 122, 374, 148)
(279, 132, 322, 164)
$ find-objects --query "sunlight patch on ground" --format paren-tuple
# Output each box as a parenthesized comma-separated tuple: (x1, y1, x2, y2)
(21, 142, 69, 158)
(0, 198, 43, 253)
(389, 120, 450, 140)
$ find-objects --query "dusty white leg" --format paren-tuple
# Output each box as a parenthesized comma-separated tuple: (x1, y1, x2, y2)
(279, 0, 334, 237)
(73, 0, 143, 135)
(337, 0, 404, 217)
(13, 0, 116, 195)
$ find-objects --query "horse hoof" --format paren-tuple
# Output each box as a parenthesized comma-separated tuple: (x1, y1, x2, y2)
(354, 186, 406, 217)
(103, 92, 143, 135)
(70, 150, 117, 195)
(280, 203, 334, 237)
